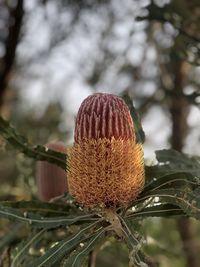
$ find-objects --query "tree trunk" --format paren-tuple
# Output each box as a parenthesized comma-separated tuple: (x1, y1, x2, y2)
(170, 60, 199, 267)
(0, 0, 24, 107)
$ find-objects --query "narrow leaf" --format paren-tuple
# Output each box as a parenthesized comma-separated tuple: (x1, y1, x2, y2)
(119, 215, 141, 248)
(136, 188, 200, 220)
(0, 117, 66, 170)
(0, 200, 77, 216)
(29, 221, 101, 267)
(121, 93, 145, 143)
(11, 229, 46, 267)
(127, 204, 185, 219)
(146, 149, 200, 179)
(143, 172, 199, 195)
(0, 205, 99, 228)
(63, 227, 106, 267)
(119, 216, 145, 267)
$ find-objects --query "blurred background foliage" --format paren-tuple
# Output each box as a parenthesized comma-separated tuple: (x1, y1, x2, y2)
(0, 0, 200, 266)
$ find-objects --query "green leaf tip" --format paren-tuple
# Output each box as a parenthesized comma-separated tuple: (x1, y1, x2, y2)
(121, 93, 145, 144)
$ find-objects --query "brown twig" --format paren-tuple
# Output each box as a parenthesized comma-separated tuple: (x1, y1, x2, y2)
(88, 250, 97, 267)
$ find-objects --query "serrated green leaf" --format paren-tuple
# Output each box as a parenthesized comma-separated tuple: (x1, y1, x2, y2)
(121, 93, 145, 143)
(136, 188, 200, 220)
(127, 204, 185, 219)
(11, 229, 46, 267)
(0, 200, 77, 216)
(0, 205, 99, 228)
(146, 149, 200, 179)
(156, 149, 198, 165)
(0, 116, 66, 170)
(119, 216, 145, 267)
(63, 227, 106, 267)
(143, 172, 199, 195)
(29, 221, 102, 267)
(119, 216, 142, 248)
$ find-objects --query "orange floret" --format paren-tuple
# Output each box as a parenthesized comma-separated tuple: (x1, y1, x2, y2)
(68, 139, 144, 207)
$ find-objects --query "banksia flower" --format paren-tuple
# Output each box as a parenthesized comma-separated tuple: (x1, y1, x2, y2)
(67, 93, 144, 208)
(36, 142, 68, 201)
